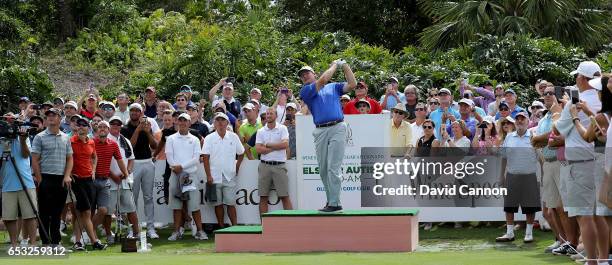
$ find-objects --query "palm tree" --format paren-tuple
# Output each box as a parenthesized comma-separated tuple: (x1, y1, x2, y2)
(418, 0, 610, 51)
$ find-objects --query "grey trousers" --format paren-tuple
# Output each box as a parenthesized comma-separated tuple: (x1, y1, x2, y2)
(132, 160, 155, 228)
(313, 122, 347, 207)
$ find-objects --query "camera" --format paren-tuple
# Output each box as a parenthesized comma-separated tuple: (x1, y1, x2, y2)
(286, 113, 294, 122)
(0, 119, 34, 139)
(226, 77, 236, 84)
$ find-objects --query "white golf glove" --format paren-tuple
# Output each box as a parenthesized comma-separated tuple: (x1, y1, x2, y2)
(334, 59, 346, 67)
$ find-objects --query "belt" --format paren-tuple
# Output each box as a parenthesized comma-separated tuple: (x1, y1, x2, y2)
(315, 119, 343, 128)
(134, 158, 153, 163)
(261, 160, 285, 165)
(567, 159, 595, 164)
(543, 157, 557, 162)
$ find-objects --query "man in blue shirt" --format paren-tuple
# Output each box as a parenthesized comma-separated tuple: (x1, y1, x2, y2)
(446, 98, 480, 141)
(428, 88, 461, 140)
(298, 60, 356, 213)
(379, 77, 406, 110)
(495, 89, 526, 120)
(1, 127, 37, 247)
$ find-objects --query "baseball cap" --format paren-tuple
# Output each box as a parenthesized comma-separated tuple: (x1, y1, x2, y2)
(570, 61, 601, 79)
(64, 100, 78, 109)
(530, 101, 545, 109)
(101, 102, 116, 110)
(242, 103, 255, 110)
(389, 77, 399, 84)
(129, 103, 143, 112)
(504, 89, 516, 96)
(180, 85, 192, 92)
(499, 101, 510, 109)
(458, 98, 474, 106)
(29, 115, 43, 124)
(97, 121, 110, 128)
(356, 80, 368, 89)
(223, 82, 234, 90)
(538, 80, 548, 88)
(391, 103, 407, 113)
(76, 117, 90, 127)
(515, 111, 529, 119)
(438, 88, 452, 95)
(297, 66, 314, 77)
(212, 100, 226, 110)
(250, 98, 260, 106)
(588, 77, 602, 91)
(70, 114, 83, 122)
(53, 97, 64, 105)
(482, 80, 493, 87)
(145, 86, 156, 93)
(213, 112, 229, 121)
(45, 108, 61, 116)
(178, 113, 191, 121)
(109, 116, 123, 125)
(286, 102, 297, 110)
(340, 95, 351, 101)
(482, 116, 495, 124)
(186, 103, 197, 111)
(501, 116, 515, 124)
(250, 88, 262, 94)
(41, 101, 53, 108)
(19, 96, 30, 103)
(355, 98, 371, 108)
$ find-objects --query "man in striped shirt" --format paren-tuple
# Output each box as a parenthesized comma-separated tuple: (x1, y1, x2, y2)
(92, 121, 128, 243)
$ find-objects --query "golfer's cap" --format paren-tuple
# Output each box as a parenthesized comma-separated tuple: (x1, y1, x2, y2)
(97, 121, 110, 128)
(19, 96, 30, 103)
(388, 76, 399, 84)
(515, 111, 529, 119)
(64, 100, 78, 109)
(105, 102, 116, 109)
(145, 86, 156, 93)
(495, 84, 504, 89)
(223, 82, 234, 89)
(250, 87, 262, 94)
(53, 97, 64, 105)
(286, 102, 297, 110)
(180, 85, 192, 92)
(109, 116, 123, 124)
(45, 108, 61, 116)
(212, 100, 225, 109)
(415, 102, 427, 108)
(29, 115, 43, 123)
(129, 103, 143, 112)
(178, 113, 191, 121)
(355, 98, 371, 108)
(356, 80, 368, 88)
(531, 101, 545, 108)
(588, 77, 602, 91)
(242, 103, 255, 110)
(504, 89, 516, 96)
(340, 94, 351, 101)
(213, 112, 229, 121)
(570, 61, 601, 79)
(297, 66, 314, 77)
(458, 98, 474, 106)
(438, 88, 452, 95)
(70, 114, 83, 122)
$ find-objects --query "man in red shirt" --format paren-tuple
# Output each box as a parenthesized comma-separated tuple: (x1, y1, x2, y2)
(92, 121, 129, 242)
(70, 117, 106, 250)
(343, 81, 382, 114)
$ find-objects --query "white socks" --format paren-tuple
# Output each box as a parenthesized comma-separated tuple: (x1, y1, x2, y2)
(506, 224, 514, 236)
(526, 223, 533, 236)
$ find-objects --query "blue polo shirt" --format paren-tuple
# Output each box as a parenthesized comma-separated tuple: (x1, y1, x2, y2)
(446, 116, 478, 141)
(495, 105, 526, 120)
(1, 138, 35, 192)
(429, 107, 461, 140)
(300, 82, 346, 125)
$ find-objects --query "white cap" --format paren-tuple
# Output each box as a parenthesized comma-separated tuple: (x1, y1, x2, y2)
(483, 116, 495, 124)
(242, 103, 255, 110)
(438, 88, 452, 95)
(223, 82, 234, 89)
(588, 77, 602, 91)
(213, 112, 229, 121)
(515, 111, 529, 119)
(530, 101, 545, 108)
(297, 66, 314, 77)
(129, 103, 143, 112)
(501, 116, 516, 124)
(97, 121, 110, 128)
(250, 88, 262, 94)
(458, 98, 474, 106)
(570, 61, 601, 79)
(109, 116, 123, 124)
(286, 102, 297, 110)
(341, 94, 351, 101)
(101, 101, 116, 109)
(64, 100, 78, 109)
(178, 113, 191, 121)
(212, 100, 226, 110)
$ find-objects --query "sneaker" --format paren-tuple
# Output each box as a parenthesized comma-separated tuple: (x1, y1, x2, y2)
(552, 242, 578, 256)
(72, 242, 85, 251)
(168, 231, 182, 241)
(194, 231, 208, 240)
(318, 206, 343, 213)
(317, 203, 329, 212)
(495, 233, 515, 242)
(423, 222, 433, 231)
(190, 221, 197, 237)
(20, 239, 29, 246)
(147, 229, 160, 239)
(545, 241, 561, 253)
(523, 234, 534, 243)
(107, 234, 115, 245)
(92, 240, 107, 250)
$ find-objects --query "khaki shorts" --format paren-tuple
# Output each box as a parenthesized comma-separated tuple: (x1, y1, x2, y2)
(169, 173, 201, 212)
(559, 162, 570, 211)
(542, 161, 562, 208)
(214, 179, 237, 206)
(258, 163, 289, 197)
(108, 188, 137, 214)
(2, 189, 37, 221)
(566, 161, 596, 217)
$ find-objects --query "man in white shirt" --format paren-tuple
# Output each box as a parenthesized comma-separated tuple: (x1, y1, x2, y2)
(115, 93, 130, 124)
(202, 112, 245, 228)
(105, 116, 140, 241)
(166, 113, 208, 240)
(255, 108, 293, 215)
(410, 103, 427, 147)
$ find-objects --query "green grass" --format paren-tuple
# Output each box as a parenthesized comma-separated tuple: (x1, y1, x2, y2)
(0, 225, 576, 265)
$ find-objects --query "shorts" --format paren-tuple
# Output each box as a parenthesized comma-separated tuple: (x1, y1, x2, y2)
(108, 188, 137, 214)
(542, 161, 562, 208)
(566, 161, 596, 217)
(72, 177, 95, 211)
(214, 179, 237, 206)
(594, 153, 612, 216)
(258, 163, 289, 197)
(2, 189, 37, 220)
(92, 178, 111, 210)
(559, 162, 570, 211)
(168, 172, 200, 212)
(503, 173, 541, 214)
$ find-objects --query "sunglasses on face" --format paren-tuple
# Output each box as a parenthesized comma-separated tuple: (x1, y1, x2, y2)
(102, 107, 114, 111)
(543, 91, 555, 96)
(355, 86, 366, 90)
(405, 92, 416, 95)
(177, 99, 186, 102)
(416, 108, 426, 111)
(392, 110, 404, 115)
(531, 106, 543, 109)
(429, 102, 439, 105)
(110, 122, 122, 126)
(438, 93, 449, 96)
(499, 108, 509, 111)
(77, 122, 89, 127)
(422, 125, 433, 129)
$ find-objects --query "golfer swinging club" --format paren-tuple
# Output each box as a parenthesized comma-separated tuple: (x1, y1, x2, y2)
(298, 59, 356, 213)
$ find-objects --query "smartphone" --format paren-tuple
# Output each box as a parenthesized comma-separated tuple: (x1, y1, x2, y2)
(564, 87, 571, 98)
(281, 87, 289, 94)
(570, 89, 580, 104)
(554, 86, 564, 100)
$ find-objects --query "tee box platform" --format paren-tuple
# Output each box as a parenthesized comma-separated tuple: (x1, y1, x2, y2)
(215, 209, 419, 252)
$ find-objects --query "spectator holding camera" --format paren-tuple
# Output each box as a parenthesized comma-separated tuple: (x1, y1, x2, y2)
(272, 87, 296, 124)
(1, 123, 37, 247)
(209, 78, 242, 119)
(380, 77, 406, 111)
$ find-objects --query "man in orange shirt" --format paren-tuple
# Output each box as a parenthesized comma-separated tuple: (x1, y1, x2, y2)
(343, 81, 382, 115)
(70, 117, 107, 251)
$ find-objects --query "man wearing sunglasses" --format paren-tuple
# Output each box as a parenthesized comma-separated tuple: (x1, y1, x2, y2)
(100, 102, 116, 122)
(343, 81, 382, 115)
(460, 80, 496, 115)
(429, 88, 460, 140)
(389, 103, 413, 157)
(410, 103, 428, 147)
(143, 86, 158, 119)
(494, 89, 526, 120)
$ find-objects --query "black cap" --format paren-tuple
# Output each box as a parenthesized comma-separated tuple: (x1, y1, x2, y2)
(29, 115, 43, 123)
(44, 108, 61, 116)
(482, 80, 493, 87)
